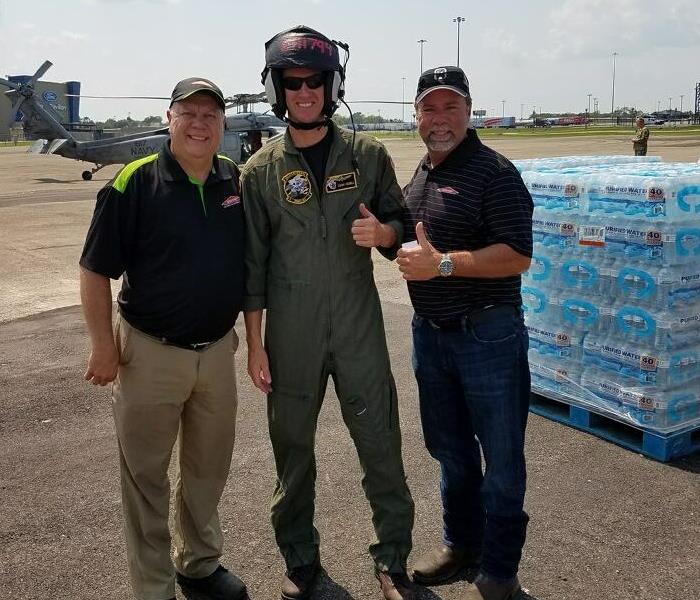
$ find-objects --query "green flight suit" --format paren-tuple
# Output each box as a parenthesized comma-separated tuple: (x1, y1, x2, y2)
(241, 122, 414, 573)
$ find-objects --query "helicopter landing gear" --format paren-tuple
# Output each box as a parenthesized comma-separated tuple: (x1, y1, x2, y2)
(82, 164, 105, 181)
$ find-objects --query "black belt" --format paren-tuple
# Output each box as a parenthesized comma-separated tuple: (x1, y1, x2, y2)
(160, 338, 217, 351)
(424, 304, 520, 331)
(143, 331, 219, 351)
(120, 315, 221, 351)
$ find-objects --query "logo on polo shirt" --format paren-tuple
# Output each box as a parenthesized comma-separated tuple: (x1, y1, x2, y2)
(221, 195, 240, 208)
(282, 170, 312, 205)
(437, 186, 459, 195)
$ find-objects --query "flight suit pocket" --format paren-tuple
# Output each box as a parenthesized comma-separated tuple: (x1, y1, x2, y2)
(267, 386, 316, 452)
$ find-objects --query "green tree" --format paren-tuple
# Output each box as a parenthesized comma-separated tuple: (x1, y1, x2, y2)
(143, 115, 163, 126)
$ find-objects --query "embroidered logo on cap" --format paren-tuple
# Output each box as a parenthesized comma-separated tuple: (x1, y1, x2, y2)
(282, 170, 312, 204)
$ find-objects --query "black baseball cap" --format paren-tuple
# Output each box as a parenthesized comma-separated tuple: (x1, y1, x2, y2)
(416, 66, 470, 103)
(170, 77, 226, 110)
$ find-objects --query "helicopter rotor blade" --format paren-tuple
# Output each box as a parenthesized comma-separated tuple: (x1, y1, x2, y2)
(29, 60, 53, 86)
(0, 77, 22, 92)
(7, 96, 26, 128)
(64, 94, 171, 100)
(347, 101, 412, 105)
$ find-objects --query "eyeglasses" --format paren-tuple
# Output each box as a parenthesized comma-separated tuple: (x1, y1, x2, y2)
(281, 73, 326, 91)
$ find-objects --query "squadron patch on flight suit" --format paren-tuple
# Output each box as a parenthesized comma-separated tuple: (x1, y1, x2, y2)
(325, 172, 358, 194)
(282, 170, 313, 204)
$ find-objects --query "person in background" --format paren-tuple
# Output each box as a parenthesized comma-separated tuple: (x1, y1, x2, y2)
(631, 116, 650, 155)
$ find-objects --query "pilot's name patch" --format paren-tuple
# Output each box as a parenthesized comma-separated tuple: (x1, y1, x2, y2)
(325, 172, 357, 194)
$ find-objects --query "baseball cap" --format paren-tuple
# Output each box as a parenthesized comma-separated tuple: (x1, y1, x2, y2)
(415, 66, 470, 103)
(170, 77, 226, 110)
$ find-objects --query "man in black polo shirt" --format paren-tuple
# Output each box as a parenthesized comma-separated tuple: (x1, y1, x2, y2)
(397, 67, 533, 600)
(79, 78, 247, 600)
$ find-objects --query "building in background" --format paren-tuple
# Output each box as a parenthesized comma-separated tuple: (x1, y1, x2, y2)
(0, 76, 81, 138)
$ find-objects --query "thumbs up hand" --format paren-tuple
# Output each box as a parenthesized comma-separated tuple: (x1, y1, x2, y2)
(396, 222, 442, 281)
(352, 203, 397, 248)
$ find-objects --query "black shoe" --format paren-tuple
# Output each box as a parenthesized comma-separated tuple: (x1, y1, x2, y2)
(280, 557, 321, 600)
(176, 564, 248, 600)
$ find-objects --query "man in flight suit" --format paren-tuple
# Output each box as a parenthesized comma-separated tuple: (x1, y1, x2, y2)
(241, 25, 415, 600)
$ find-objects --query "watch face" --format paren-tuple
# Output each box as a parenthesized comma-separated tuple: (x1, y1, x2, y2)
(439, 257, 453, 276)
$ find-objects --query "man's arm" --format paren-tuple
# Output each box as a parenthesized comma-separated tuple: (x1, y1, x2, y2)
(244, 310, 272, 393)
(80, 266, 118, 386)
(396, 222, 531, 281)
(240, 167, 272, 394)
(352, 144, 404, 257)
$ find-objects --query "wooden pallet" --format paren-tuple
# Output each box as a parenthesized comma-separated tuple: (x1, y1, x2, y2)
(530, 390, 700, 462)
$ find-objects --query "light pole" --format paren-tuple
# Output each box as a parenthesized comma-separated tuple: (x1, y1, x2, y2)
(401, 77, 406, 123)
(453, 17, 465, 67)
(417, 39, 427, 74)
(669, 97, 672, 111)
(611, 51, 618, 121)
(594, 97, 598, 113)
(587, 93, 592, 114)
(680, 94, 684, 116)
(501, 100, 506, 118)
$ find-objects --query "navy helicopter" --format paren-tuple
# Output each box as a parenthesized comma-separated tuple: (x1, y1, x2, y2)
(1, 61, 286, 180)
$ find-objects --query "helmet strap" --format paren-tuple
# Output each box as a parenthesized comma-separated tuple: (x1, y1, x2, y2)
(285, 116, 332, 130)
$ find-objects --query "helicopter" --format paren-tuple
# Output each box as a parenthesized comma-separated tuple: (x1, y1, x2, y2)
(1, 61, 286, 180)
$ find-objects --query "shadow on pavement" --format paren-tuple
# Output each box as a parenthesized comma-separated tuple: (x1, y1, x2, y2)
(34, 177, 85, 184)
(314, 568, 357, 599)
(667, 452, 700, 474)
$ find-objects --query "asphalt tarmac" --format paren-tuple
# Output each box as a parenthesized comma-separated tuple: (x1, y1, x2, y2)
(1, 133, 699, 600)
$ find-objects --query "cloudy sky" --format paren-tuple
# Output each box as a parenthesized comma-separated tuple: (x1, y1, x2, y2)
(1, 0, 698, 121)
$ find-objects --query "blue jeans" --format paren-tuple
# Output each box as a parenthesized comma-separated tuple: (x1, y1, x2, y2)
(411, 305, 531, 579)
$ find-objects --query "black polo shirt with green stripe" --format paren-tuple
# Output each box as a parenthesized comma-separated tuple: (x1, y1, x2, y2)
(403, 129, 533, 321)
(80, 140, 244, 345)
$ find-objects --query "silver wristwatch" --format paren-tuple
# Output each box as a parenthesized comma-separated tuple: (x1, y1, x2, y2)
(438, 253, 454, 277)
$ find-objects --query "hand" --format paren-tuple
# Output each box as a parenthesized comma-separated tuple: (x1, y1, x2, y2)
(84, 342, 119, 386)
(351, 203, 395, 248)
(247, 343, 272, 393)
(396, 222, 441, 281)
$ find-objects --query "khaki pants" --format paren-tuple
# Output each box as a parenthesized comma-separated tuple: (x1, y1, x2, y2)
(112, 315, 239, 600)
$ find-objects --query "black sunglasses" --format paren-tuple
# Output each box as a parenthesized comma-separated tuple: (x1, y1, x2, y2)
(281, 73, 326, 91)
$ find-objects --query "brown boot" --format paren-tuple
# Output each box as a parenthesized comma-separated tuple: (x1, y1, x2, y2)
(280, 558, 320, 600)
(461, 573, 521, 600)
(376, 570, 415, 600)
(411, 544, 481, 584)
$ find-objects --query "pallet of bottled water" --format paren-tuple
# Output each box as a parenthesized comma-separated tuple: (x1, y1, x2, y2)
(516, 155, 700, 437)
